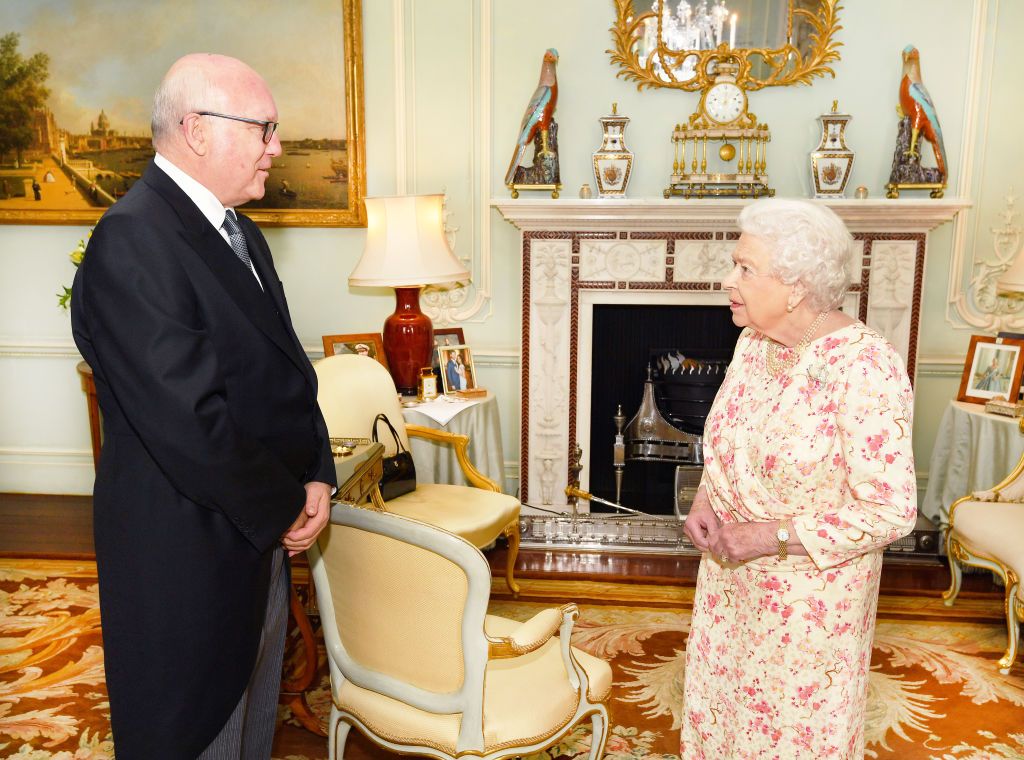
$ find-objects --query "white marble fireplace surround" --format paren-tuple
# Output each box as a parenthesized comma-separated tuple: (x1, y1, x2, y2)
(494, 199, 968, 509)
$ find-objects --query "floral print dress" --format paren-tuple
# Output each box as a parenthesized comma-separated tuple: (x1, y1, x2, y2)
(680, 323, 917, 759)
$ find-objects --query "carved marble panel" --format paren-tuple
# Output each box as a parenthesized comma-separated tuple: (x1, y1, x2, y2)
(866, 240, 917, 368)
(527, 240, 572, 505)
(579, 240, 667, 283)
(674, 240, 735, 282)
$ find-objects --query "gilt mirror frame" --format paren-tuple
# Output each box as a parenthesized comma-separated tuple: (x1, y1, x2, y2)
(608, 0, 843, 91)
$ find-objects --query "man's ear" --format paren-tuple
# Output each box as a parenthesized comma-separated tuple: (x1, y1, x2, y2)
(180, 113, 209, 156)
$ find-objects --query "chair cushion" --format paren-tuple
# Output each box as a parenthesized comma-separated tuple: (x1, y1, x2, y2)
(385, 484, 520, 549)
(952, 500, 1024, 599)
(335, 614, 612, 755)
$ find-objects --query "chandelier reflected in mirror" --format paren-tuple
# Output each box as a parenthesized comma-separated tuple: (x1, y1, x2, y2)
(610, 0, 843, 92)
(637, 0, 734, 82)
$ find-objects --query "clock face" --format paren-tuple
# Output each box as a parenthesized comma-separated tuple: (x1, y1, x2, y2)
(704, 82, 745, 124)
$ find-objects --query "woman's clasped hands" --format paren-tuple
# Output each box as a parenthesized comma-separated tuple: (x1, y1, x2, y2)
(683, 487, 778, 565)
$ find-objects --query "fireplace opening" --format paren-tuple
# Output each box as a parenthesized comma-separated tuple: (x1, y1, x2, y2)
(587, 304, 741, 514)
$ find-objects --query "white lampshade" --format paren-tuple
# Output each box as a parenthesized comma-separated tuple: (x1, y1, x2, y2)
(998, 250, 1024, 298)
(349, 194, 469, 287)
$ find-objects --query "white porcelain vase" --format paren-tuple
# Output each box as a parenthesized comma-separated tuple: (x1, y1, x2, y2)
(810, 108, 854, 198)
(593, 105, 634, 198)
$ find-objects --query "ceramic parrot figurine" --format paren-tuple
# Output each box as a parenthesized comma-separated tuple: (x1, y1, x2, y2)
(897, 45, 946, 179)
(504, 48, 559, 186)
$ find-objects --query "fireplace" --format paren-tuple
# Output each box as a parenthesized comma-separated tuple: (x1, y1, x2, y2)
(588, 303, 740, 514)
(495, 198, 967, 512)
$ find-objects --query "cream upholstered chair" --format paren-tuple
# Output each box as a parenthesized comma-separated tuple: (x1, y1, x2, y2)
(315, 353, 521, 593)
(944, 427, 1024, 674)
(308, 503, 611, 759)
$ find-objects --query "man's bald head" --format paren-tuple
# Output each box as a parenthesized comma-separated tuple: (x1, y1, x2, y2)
(151, 54, 258, 150)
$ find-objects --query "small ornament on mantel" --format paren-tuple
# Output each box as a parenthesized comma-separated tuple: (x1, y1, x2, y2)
(592, 103, 634, 198)
(809, 100, 854, 198)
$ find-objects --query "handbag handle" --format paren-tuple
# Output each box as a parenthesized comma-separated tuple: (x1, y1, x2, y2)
(371, 413, 408, 453)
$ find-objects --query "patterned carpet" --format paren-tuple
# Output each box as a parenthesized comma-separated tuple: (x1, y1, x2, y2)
(1, 558, 1023, 759)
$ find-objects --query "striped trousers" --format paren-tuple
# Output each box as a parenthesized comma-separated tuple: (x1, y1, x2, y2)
(198, 546, 288, 759)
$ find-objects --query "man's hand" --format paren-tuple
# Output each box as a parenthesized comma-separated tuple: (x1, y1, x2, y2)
(281, 481, 333, 557)
(683, 487, 721, 551)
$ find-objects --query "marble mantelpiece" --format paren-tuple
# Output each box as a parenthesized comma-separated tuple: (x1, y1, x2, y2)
(495, 198, 969, 509)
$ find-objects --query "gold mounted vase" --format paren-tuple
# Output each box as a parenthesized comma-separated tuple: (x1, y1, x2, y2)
(592, 103, 634, 198)
(810, 102, 854, 198)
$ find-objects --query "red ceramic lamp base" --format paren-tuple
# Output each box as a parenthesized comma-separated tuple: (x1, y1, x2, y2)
(383, 287, 434, 395)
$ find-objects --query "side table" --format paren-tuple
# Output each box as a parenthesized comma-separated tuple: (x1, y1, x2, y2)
(401, 393, 505, 490)
(921, 400, 1024, 527)
(76, 361, 101, 469)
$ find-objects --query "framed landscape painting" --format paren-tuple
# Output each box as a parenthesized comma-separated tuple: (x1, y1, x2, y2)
(0, 0, 365, 226)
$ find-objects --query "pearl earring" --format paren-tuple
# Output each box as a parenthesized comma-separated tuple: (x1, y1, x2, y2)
(786, 304, 794, 313)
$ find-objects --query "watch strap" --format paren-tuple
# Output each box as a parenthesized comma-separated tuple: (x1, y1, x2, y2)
(777, 519, 791, 561)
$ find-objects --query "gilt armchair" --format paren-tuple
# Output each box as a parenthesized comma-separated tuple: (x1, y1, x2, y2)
(314, 353, 521, 593)
(308, 503, 611, 759)
(944, 418, 1024, 674)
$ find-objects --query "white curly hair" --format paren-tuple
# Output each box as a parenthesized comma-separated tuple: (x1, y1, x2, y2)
(736, 198, 854, 312)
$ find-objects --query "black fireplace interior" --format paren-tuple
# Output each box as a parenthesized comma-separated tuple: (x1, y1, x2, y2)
(588, 304, 741, 514)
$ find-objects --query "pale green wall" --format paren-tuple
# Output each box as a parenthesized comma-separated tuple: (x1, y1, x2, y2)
(0, 0, 1015, 499)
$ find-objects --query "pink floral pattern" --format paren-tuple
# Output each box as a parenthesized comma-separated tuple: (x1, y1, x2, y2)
(681, 323, 917, 759)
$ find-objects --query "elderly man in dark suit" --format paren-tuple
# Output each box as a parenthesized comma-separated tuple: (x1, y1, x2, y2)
(71, 53, 336, 759)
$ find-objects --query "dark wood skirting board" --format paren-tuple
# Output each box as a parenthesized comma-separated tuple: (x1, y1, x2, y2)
(0, 493, 999, 598)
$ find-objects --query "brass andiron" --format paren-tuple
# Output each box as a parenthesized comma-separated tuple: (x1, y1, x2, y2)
(568, 442, 584, 520)
(613, 405, 626, 504)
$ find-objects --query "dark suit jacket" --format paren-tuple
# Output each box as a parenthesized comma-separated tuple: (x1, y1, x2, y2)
(71, 162, 336, 758)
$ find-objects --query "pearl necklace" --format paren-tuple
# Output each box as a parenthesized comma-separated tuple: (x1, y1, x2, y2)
(765, 311, 829, 377)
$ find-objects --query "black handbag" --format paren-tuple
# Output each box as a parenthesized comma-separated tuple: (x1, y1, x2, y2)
(372, 413, 417, 501)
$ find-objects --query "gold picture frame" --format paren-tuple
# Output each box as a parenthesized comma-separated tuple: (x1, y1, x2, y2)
(957, 335, 1024, 405)
(322, 332, 388, 369)
(0, 0, 366, 227)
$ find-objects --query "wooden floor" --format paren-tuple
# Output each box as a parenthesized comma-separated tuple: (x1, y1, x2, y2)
(0, 493, 1001, 597)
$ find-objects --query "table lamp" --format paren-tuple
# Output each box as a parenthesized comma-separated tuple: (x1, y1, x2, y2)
(349, 194, 469, 394)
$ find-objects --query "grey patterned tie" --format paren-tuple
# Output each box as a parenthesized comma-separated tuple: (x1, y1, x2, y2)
(221, 209, 254, 274)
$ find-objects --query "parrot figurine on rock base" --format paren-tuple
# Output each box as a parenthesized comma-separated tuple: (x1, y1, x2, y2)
(886, 45, 947, 198)
(505, 48, 561, 198)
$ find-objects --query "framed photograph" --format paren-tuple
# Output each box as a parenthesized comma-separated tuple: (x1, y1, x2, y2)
(957, 335, 1024, 404)
(431, 328, 465, 380)
(0, 0, 365, 227)
(322, 333, 388, 369)
(438, 345, 477, 395)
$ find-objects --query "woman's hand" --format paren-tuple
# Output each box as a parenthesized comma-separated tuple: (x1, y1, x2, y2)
(683, 487, 721, 551)
(707, 521, 777, 564)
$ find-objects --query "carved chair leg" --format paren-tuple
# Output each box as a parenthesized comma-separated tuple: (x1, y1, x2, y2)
(503, 520, 521, 596)
(587, 706, 609, 760)
(942, 535, 963, 607)
(998, 578, 1021, 675)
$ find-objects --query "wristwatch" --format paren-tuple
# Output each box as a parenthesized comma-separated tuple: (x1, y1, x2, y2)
(776, 519, 791, 560)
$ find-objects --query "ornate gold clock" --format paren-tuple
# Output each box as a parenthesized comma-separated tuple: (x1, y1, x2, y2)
(665, 59, 774, 199)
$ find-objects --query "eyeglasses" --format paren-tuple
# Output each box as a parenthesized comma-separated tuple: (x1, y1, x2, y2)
(180, 111, 279, 144)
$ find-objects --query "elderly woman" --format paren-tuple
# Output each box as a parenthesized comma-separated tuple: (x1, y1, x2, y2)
(681, 199, 916, 759)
